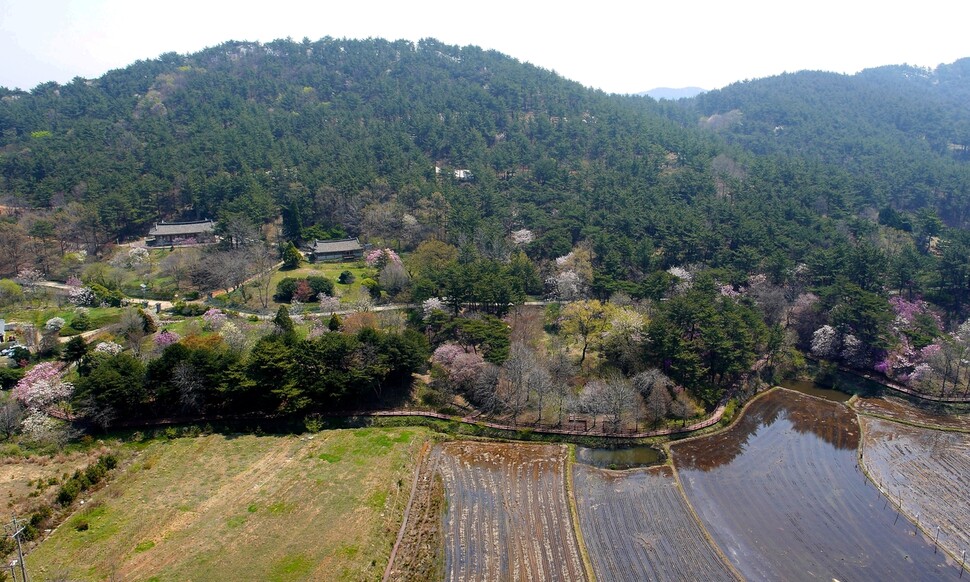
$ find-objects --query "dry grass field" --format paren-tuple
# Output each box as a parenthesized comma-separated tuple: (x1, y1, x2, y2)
(0, 447, 112, 519)
(26, 427, 429, 581)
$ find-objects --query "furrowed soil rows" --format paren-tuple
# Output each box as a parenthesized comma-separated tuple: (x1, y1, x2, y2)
(573, 463, 736, 581)
(861, 416, 970, 561)
(672, 390, 956, 581)
(434, 441, 588, 582)
(854, 396, 970, 431)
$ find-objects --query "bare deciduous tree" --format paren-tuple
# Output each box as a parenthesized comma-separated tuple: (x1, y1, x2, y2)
(0, 401, 23, 439)
(161, 247, 200, 292)
(526, 366, 553, 424)
(501, 343, 535, 423)
(173, 361, 205, 415)
(580, 375, 638, 433)
(546, 343, 576, 426)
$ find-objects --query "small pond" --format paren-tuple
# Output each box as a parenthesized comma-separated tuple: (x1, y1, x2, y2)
(575, 444, 662, 469)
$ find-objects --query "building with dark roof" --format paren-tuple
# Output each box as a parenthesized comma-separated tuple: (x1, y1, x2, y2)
(308, 238, 365, 262)
(147, 220, 216, 246)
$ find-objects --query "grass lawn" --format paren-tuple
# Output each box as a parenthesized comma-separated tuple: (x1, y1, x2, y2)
(26, 427, 430, 581)
(1, 305, 123, 335)
(218, 261, 376, 312)
(272, 261, 374, 300)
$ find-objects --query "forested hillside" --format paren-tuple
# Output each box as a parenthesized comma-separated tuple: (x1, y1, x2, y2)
(3, 37, 970, 407)
(685, 61, 970, 226)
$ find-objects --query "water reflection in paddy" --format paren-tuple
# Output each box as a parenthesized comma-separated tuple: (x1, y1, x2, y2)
(778, 378, 852, 403)
(574, 444, 661, 470)
(672, 390, 956, 581)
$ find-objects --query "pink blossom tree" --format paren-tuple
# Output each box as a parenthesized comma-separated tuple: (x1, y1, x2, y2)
(14, 362, 73, 410)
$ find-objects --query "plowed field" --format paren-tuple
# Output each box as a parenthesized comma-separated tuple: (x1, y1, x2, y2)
(434, 441, 588, 581)
(573, 464, 736, 581)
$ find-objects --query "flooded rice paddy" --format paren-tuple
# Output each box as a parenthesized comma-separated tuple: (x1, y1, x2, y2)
(573, 464, 735, 581)
(409, 388, 970, 581)
(778, 378, 852, 402)
(433, 442, 587, 581)
(672, 390, 957, 580)
(574, 444, 662, 470)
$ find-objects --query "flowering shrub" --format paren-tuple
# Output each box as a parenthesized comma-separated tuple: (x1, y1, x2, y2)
(45, 317, 66, 332)
(66, 276, 82, 288)
(154, 330, 180, 347)
(202, 308, 228, 331)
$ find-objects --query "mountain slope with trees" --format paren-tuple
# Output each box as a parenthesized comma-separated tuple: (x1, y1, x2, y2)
(3, 38, 970, 411)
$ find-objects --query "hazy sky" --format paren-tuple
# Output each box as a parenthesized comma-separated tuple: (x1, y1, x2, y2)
(2, 0, 968, 94)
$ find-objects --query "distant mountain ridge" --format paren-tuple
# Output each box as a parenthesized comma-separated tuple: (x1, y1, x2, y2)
(640, 87, 706, 100)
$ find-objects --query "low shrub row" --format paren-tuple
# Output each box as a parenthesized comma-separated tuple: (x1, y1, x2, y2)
(56, 454, 118, 506)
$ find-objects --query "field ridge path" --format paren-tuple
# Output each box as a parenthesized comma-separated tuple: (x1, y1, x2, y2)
(565, 445, 596, 582)
(382, 440, 431, 582)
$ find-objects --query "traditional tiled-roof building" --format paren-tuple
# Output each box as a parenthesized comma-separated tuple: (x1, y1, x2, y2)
(147, 219, 216, 246)
(308, 238, 365, 262)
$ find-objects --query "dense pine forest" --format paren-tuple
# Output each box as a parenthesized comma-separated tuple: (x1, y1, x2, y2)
(3, 37, 970, 422)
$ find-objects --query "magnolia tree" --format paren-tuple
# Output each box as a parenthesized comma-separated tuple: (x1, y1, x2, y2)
(14, 362, 73, 419)
(810, 325, 840, 359)
(94, 341, 123, 355)
(546, 248, 593, 301)
(318, 294, 341, 315)
(510, 228, 535, 245)
(872, 297, 946, 386)
(68, 286, 96, 307)
(546, 270, 584, 301)
(365, 248, 402, 269)
(422, 297, 446, 319)
(219, 321, 252, 354)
